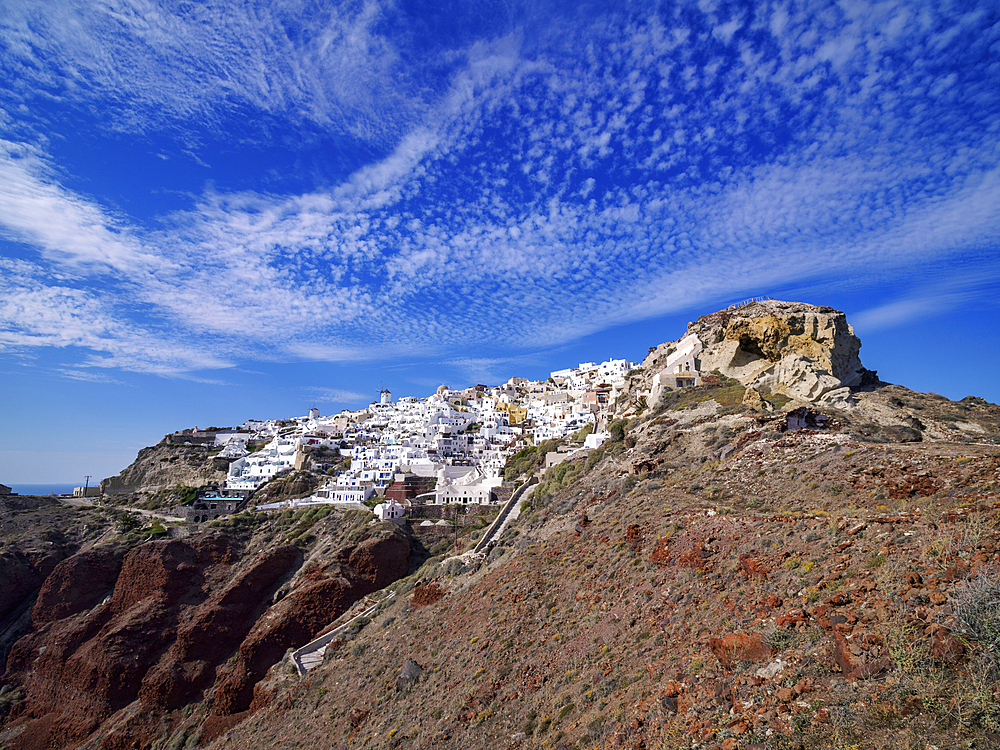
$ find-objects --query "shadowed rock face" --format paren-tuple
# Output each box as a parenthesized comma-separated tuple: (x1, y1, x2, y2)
(31, 548, 125, 626)
(206, 529, 410, 727)
(3, 536, 243, 750)
(137, 544, 302, 712)
(0, 550, 62, 628)
(683, 300, 867, 406)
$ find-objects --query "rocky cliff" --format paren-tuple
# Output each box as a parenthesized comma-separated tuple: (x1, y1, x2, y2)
(645, 300, 874, 408)
(100, 442, 228, 496)
(0, 496, 110, 668)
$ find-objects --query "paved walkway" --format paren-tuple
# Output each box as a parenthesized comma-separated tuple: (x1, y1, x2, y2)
(436, 475, 537, 568)
(291, 591, 395, 674)
(472, 476, 536, 554)
(291, 477, 539, 675)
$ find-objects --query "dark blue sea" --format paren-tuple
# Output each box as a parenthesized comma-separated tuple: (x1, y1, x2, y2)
(10, 484, 77, 496)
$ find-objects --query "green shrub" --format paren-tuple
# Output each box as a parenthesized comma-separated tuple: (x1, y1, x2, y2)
(113, 510, 142, 534)
(609, 420, 626, 443)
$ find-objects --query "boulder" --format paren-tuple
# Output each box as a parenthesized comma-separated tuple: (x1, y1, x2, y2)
(397, 658, 424, 692)
(742, 387, 770, 411)
(708, 633, 773, 668)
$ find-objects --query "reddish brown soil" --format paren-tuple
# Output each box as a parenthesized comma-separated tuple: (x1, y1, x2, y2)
(204, 426, 1000, 750)
(412, 582, 446, 608)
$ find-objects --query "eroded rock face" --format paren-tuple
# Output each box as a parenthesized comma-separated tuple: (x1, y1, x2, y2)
(687, 300, 869, 406)
(3, 520, 414, 750)
(207, 527, 410, 727)
(31, 548, 124, 625)
(3, 536, 240, 749)
(5, 522, 412, 747)
(2, 533, 318, 750)
(100, 442, 227, 495)
(0, 550, 62, 627)
(137, 544, 302, 712)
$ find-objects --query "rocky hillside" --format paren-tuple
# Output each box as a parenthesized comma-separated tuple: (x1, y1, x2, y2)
(0, 495, 112, 671)
(203, 395, 1000, 750)
(100, 441, 229, 497)
(3, 302, 1000, 750)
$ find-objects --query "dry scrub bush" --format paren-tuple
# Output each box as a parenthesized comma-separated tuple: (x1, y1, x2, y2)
(953, 571, 1000, 671)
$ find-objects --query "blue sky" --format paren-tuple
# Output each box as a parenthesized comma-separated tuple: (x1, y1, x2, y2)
(2, 0, 999, 485)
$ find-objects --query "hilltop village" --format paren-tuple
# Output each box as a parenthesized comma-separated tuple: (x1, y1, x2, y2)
(175, 355, 651, 519)
(167, 336, 706, 525)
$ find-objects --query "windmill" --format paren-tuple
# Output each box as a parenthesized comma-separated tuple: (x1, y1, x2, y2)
(376, 382, 392, 405)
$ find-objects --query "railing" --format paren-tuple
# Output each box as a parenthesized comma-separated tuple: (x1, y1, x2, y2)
(726, 295, 773, 310)
(290, 591, 396, 675)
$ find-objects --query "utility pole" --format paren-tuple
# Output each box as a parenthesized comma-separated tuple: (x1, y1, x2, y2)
(84, 475, 91, 496)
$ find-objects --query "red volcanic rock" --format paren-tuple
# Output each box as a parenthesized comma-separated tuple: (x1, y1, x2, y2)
(852, 658, 893, 680)
(930, 629, 966, 664)
(342, 530, 411, 591)
(412, 582, 446, 608)
(708, 633, 773, 668)
(32, 548, 124, 625)
(941, 560, 971, 581)
(739, 554, 768, 580)
(110, 535, 234, 614)
(208, 527, 410, 727)
(625, 524, 645, 552)
(0, 550, 63, 625)
(138, 545, 301, 711)
(777, 609, 807, 628)
(3, 535, 238, 750)
(833, 634, 855, 676)
(833, 634, 893, 679)
(3, 530, 379, 750)
(649, 537, 671, 566)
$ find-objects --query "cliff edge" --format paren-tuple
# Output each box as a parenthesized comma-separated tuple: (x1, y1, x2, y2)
(645, 300, 873, 408)
(101, 442, 228, 496)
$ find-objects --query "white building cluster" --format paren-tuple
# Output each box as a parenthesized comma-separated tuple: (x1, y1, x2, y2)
(220, 355, 641, 512)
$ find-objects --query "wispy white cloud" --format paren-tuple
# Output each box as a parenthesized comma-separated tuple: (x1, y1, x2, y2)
(852, 264, 1000, 333)
(446, 354, 545, 384)
(0, 0, 436, 147)
(0, 0, 997, 379)
(54, 368, 127, 385)
(0, 257, 233, 374)
(0, 141, 159, 272)
(303, 386, 370, 405)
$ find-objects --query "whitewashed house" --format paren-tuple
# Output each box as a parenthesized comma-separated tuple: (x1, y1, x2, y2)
(648, 334, 703, 406)
(373, 498, 406, 521)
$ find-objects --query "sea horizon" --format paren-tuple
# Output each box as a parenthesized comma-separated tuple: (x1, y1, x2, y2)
(8, 483, 79, 496)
